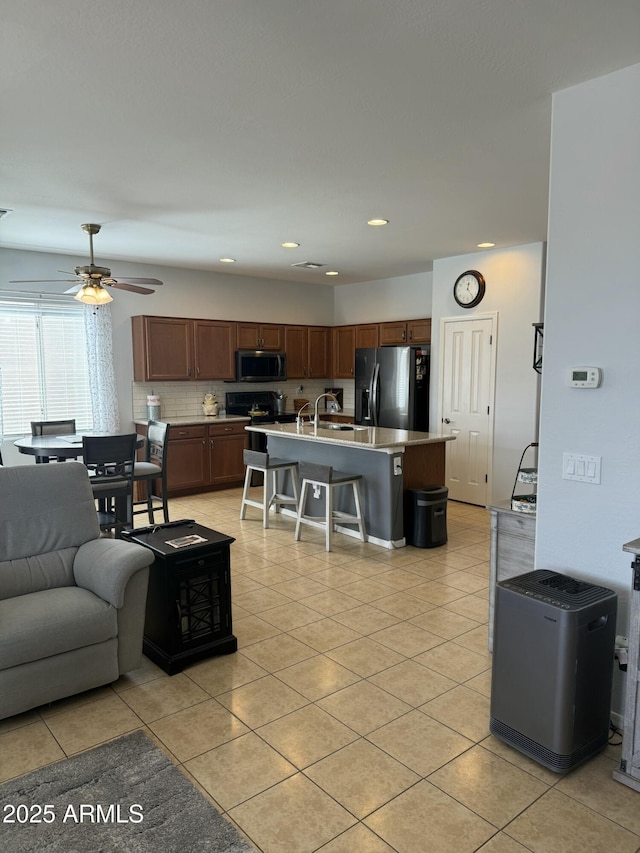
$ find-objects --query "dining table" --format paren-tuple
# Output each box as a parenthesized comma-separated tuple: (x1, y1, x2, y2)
(14, 433, 147, 534)
(14, 433, 145, 463)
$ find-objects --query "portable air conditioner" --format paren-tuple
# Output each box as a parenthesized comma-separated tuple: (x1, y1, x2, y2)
(490, 569, 617, 773)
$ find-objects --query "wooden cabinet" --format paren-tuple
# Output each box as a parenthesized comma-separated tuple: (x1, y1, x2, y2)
(194, 320, 236, 380)
(208, 422, 247, 485)
(488, 504, 536, 651)
(356, 324, 380, 348)
(379, 318, 431, 346)
(236, 322, 284, 350)
(614, 539, 640, 792)
(160, 422, 248, 495)
(333, 326, 356, 378)
(123, 522, 237, 674)
(132, 316, 236, 381)
(407, 318, 431, 343)
(166, 426, 209, 492)
(333, 323, 381, 378)
(285, 325, 331, 379)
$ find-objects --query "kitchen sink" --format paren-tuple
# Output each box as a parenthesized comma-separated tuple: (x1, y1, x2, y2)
(317, 422, 369, 431)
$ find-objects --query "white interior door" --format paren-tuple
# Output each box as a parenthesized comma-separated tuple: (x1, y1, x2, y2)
(440, 315, 496, 505)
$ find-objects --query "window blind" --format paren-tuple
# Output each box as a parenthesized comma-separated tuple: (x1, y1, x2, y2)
(0, 298, 93, 436)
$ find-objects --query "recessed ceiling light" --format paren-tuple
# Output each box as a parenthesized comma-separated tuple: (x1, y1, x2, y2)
(219, 257, 236, 263)
(281, 242, 300, 249)
(477, 242, 495, 248)
(325, 271, 339, 276)
(367, 218, 389, 226)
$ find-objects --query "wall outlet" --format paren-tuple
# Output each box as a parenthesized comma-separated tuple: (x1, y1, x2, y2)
(313, 485, 321, 499)
(393, 457, 403, 476)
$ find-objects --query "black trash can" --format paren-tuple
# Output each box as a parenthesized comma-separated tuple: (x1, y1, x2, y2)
(404, 485, 448, 548)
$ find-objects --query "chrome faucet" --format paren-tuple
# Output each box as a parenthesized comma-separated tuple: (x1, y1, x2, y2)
(313, 393, 341, 429)
(296, 400, 312, 428)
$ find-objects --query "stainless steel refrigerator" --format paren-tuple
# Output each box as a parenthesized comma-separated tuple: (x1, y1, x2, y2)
(354, 345, 430, 430)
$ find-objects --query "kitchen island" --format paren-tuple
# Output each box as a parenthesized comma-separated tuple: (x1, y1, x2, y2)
(246, 422, 454, 548)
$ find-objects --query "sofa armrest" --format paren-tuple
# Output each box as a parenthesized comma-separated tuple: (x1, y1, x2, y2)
(73, 538, 154, 608)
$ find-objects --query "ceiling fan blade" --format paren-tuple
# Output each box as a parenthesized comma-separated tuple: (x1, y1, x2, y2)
(9, 278, 81, 284)
(63, 285, 82, 294)
(108, 281, 156, 295)
(118, 277, 163, 286)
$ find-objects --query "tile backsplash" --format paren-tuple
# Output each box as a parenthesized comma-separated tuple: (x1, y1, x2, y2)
(132, 380, 355, 420)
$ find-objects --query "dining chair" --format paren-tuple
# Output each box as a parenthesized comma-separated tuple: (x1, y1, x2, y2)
(31, 419, 77, 463)
(82, 434, 137, 537)
(132, 420, 170, 525)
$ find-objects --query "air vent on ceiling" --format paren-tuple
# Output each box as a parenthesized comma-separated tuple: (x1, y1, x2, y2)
(0, 209, 13, 219)
(291, 261, 326, 270)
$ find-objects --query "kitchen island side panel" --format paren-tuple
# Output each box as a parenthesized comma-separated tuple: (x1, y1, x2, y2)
(267, 435, 404, 546)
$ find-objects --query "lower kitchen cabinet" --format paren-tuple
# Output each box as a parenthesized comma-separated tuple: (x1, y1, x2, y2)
(137, 421, 248, 496)
(209, 422, 247, 485)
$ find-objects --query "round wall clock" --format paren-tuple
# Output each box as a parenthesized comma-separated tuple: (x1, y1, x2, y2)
(453, 270, 486, 308)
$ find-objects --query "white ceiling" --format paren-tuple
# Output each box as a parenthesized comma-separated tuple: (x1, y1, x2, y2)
(1, 0, 640, 286)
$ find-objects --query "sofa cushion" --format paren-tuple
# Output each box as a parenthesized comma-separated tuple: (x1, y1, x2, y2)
(0, 548, 77, 601)
(0, 587, 117, 670)
(0, 463, 100, 565)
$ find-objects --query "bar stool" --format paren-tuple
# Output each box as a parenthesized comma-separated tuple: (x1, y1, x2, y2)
(240, 450, 300, 528)
(294, 461, 366, 552)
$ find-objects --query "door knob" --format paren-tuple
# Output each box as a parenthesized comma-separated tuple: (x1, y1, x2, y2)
(443, 418, 451, 424)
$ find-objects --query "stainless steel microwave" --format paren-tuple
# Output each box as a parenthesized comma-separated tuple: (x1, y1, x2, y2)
(234, 350, 287, 382)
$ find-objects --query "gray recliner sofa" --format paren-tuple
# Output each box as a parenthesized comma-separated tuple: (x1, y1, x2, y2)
(0, 462, 153, 720)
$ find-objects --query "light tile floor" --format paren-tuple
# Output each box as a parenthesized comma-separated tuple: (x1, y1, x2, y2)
(1, 489, 638, 853)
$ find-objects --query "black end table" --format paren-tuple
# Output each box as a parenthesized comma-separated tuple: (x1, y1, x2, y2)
(123, 520, 237, 674)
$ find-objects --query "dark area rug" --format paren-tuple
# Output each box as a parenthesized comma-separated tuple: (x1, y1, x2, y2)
(0, 730, 256, 852)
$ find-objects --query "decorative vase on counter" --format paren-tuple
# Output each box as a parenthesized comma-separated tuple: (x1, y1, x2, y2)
(202, 393, 219, 417)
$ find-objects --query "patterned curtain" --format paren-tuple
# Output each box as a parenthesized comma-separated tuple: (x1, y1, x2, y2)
(84, 305, 120, 433)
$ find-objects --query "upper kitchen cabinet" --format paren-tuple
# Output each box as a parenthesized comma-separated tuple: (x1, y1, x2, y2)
(333, 323, 380, 378)
(193, 320, 236, 380)
(356, 324, 380, 349)
(236, 322, 284, 351)
(332, 326, 356, 378)
(379, 318, 431, 345)
(132, 316, 236, 381)
(285, 325, 331, 379)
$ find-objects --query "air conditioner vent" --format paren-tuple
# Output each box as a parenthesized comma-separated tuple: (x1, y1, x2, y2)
(291, 261, 326, 270)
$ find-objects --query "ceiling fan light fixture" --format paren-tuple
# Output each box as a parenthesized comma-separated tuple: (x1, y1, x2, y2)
(74, 282, 113, 305)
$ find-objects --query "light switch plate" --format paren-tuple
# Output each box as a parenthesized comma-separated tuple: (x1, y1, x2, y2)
(562, 452, 601, 484)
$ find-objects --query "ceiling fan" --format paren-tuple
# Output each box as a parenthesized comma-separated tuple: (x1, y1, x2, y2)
(10, 223, 163, 304)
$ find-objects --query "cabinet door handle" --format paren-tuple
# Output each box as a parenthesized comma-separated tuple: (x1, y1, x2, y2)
(224, 427, 233, 432)
(210, 439, 215, 448)
(187, 366, 192, 376)
(178, 430, 188, 436)
(196, 366, 200, 377)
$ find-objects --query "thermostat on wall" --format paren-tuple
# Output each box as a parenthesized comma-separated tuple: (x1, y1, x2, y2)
(567, 367, 602, 388)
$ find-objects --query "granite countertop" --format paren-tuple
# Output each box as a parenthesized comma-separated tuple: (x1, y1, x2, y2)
(246, 421, 455, 450)
(133, 415, 250, 427)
